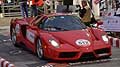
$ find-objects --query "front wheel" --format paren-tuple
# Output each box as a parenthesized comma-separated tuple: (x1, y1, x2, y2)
(36, 39, 44, 59)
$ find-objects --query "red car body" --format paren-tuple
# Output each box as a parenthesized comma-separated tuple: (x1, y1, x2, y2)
(10, 13, 111, 60)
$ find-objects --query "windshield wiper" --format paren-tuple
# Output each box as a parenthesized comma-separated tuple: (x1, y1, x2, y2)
(53, 27, 69, 31)
(44, 26, 69, 31)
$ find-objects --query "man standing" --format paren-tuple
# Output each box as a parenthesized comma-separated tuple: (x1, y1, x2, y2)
(29, 0, 44, 17)
(29, 0, 38, 17)
(0, 0, 3, 18)
(19, 0, 28, 18)
(79, 0, 91, 27)
(37, 0, 44, 15)
(0, 0, 2, 13)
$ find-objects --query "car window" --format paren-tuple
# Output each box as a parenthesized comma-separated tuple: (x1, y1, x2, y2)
(37, 17, 48, 28)
(39, 15, 87, 31)
(30, 16, 42, 25)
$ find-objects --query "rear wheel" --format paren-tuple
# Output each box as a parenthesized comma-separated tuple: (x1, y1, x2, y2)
(11, 28, 18, 47)
(36, 39, 44, 59)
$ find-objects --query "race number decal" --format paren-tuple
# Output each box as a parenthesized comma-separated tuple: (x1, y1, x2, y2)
(26, 30, 35, 43)
(15, 24, 20, 34)
(76, 39, 91, 47)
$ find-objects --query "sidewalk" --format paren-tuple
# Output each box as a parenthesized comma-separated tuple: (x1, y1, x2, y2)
(0, 17, 22, 26)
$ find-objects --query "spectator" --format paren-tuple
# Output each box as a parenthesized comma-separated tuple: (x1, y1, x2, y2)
(37, 0, 44, 15)
(19, 0, 28, 18)
(37, 0, 43, 6)
(0, 0, 2, 13)
(79, 0, 91, 27)
(28, 0, 38, 17)
(0, 0, 3, 18)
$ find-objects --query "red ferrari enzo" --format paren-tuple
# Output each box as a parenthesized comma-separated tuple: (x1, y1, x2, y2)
(10, 13, 111, 60)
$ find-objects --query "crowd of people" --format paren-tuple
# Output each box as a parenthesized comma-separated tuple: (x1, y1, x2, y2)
(0, 0, 97, 27)
(19, 0, 44, 18)
(18, 0, 96, 26)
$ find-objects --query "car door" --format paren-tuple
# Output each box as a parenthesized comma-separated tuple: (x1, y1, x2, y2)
(25, 16, 47, 52)
(25, 25, 38, 52)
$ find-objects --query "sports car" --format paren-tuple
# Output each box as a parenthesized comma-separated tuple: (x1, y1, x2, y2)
(10, 13, 111, 60)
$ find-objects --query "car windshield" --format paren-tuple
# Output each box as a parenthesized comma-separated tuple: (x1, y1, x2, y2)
(42, 15, 87, 31)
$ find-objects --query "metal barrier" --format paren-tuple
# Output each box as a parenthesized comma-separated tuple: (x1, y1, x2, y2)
(1, 4, 21, 17)
(108, 36, 120, 48)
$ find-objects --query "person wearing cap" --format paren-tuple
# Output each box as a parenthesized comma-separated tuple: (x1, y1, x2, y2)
(79, 0, 91, 27)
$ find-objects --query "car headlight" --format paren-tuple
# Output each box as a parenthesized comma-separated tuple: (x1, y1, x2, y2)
(102, 35, 108, 43)
(49, 39, 60, 48)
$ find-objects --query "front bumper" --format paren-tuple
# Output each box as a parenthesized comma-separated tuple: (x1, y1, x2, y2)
(46, 45, 111, 61)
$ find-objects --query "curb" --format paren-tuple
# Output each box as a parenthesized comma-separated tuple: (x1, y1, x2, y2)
(0, 57, 15, 67)
(108, 36, 120, 48)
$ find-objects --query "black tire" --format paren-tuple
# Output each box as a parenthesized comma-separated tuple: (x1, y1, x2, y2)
(36, 39, 44, 59)
(11, 27, 18, 47)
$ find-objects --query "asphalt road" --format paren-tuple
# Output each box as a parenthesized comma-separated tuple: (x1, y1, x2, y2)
(0, 26, 120, 67)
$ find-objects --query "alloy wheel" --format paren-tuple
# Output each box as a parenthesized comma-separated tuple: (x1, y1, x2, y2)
(36, 39, 44, 59)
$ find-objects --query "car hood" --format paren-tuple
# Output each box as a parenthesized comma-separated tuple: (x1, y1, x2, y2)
(49, 30, 93, 48)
